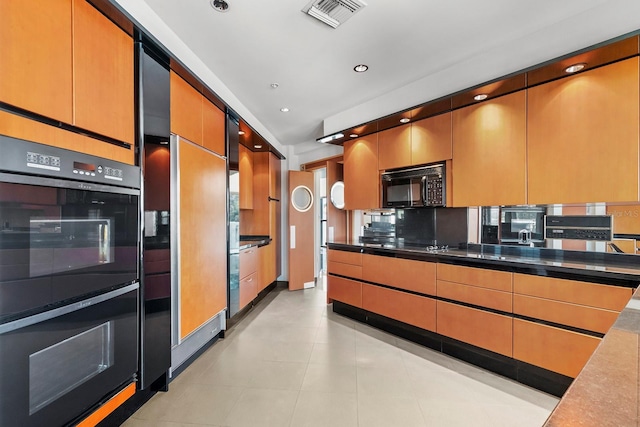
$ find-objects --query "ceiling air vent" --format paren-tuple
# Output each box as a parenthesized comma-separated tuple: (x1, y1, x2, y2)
(302, 0, 367, 29)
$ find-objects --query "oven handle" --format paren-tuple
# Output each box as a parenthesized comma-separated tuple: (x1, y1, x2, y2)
(0, 282, 139, 335)
(0, 172, 140, 196)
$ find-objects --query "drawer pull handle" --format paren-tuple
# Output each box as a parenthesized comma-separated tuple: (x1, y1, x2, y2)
(247, 278, 253, 282)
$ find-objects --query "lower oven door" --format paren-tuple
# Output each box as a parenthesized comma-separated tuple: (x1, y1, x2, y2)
(0, 284, 138, 427)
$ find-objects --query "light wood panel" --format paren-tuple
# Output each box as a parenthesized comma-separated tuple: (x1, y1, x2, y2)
(378, 125, 412, 170)
(179, 140, 227, 339)
(269, 153, 282, 278)
(344, 135, 380, 210)
(437, 280, 512, 312)
(436, 263, 512, 292)
(436, 301, 513, 356)
(513, 274, 632, 311)
(203, 98, 225, 155)
(238, 144, 254, 209)
(259, 243, 277, 290)
(326, 159, 347, 242)
(76, 382, 136, 427)
(607, 204, 640, 235)
(411, 113, 452, 165)
(73, 0, 133, 144)
(513, 319, 601, 378)
(170, 71, 203, 145)
(0, 0, 73, 123)
(528, 58, 640, 204)
(328, 249, 362, 266)
(328, 275, 362, 307)
(452, 91, 527, 207)
(288, 170, 315, 291)
(239, 247, 258, 279)
(513, 294, 618, 334)
(0, 110, 134, 164)
(239, 272, 257, 310)
(327, 261, 362, 279)
(361, 254, 436, 295)
(362, 284, 436, 332)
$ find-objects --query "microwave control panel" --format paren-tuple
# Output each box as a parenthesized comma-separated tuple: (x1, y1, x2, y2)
(425, 172, 445, 206)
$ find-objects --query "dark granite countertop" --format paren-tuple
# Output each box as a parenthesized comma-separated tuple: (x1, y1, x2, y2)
(238, 236, 271, 250)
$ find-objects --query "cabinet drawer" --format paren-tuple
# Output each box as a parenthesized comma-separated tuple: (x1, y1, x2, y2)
(362, 254, 436, 295)
(513, 319, 600, 378)
(328, 249, 362, 266)
(436, 301, 512, 357)
(239, 247, 258, 279)
(362, 284, 436, 332)
(437, 280, 512, 312)
(239, 272, 258, 310)
(328, 275, 362, 308)
(328, 261, 362, 279)
(437, 264, 512, 292)
(513, 274, 632, 311)
(513, 294, 618, 334)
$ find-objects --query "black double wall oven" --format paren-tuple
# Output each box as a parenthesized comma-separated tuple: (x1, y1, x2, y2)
(0, 135, 140, 426)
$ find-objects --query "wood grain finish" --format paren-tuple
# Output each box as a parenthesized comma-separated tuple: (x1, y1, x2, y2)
(0, 0, 73, 123)
(513, 294, 618, 334)
(328, 275, 362, 307)
(436, 263, 512, 292)
(410, 113, 452, 165)
(179, 140, 227, 339)
(437, 280, 512, 312)
(288, 170, 315, 291)
(239, 272, 258, 310)
(76, 382, 136, 427)
(326, 159, 347, 242)
(328, 249, 362, 266)
(269, 153, 282, 277)
(259, 243, 277, 290)
(73, 0, 133, 144)
(0, 110, 134, 164)
(238, 144, 254, 209)
(527, 58, 640, 204)
(327, 261, 362, 279)
(344, 135, 380, 210)
(361, 254, 436, 295)
(202, 98, 225, 155)
(452, 90, 527, 207)
(239, 247, 258, 279)
(513, 319, 601, 377)
(170, 71, 203, 145)
(513, 273, 632, 311)
(377, 125, 412, 170)
(437, 301, 513, 357)
(362, 284, 436, 332)
(607, 204, 640, 235)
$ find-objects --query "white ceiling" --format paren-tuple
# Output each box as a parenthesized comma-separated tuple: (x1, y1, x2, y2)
(116, 0, 640, 150)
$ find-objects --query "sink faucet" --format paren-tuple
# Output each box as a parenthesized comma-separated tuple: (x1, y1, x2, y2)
(518, 228, 532, 244)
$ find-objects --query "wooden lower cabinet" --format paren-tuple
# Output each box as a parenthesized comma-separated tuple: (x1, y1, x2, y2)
(437, 280, 512, 312)
(328, 249, 362, 265)
(328, 261, 362, 279)
(362, 254, 436, 294)
(239, 272, 258, 309)
(436, 301, 512, 357)
(513, 319, 601, 378)
(362, 284, 436, 332)
(328, 275, 362, 308)
(258, 243, 276, 291)
(437, 263, 513, 292)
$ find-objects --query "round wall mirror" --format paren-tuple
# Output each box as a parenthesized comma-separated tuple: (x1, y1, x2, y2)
(330, 181, 345, 209)
(291, 185, 314, 212)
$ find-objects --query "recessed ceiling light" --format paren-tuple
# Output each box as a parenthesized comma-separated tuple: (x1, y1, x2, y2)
(350, 134, 358, 138)
(399, 118, 410, 124)
(474, 94, 488, 101)
(280, 107, 290, 112)
(210, 0, 229, 12)
(238, 130, 245, 135)
(353, 64, 368, 73)
(254, 144, 263, 149)
(565, 63, 587, 73)
(270, 83, 279, 89)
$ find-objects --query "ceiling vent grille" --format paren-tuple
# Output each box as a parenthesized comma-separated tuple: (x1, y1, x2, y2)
(302, 0, 367, 29)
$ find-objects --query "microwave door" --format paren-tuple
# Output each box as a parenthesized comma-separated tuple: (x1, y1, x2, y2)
(420, 176, 427, 207)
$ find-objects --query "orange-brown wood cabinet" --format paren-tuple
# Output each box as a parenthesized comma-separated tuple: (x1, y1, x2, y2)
(527, 58, 640, 204)
(238, 144, 254, 209)
(378, 125, 412, 170)
(170, 71, 203, 145)
(410, 113, 452, 165)
(258, 243, 277, 291)
(239, 246, 258, 309)
(202, 97, 225, 156)
(451, 91, 527, 207)
(361, 254, 436, 295)
(344, 135, 380, 210)
(327, 249, 363, 306)
(362, 284, 436, 331)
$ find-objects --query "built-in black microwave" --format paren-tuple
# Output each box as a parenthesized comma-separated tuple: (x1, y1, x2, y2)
(381, 164, 446, 208)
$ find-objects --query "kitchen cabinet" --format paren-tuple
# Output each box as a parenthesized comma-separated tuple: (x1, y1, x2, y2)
(239, 247, 258, 309)
(258, 243, 277, 291)
(327, 249, 362, 306)
(328, 276, 362, 308)
(528, 58, 640, 204)
(362, 284, 436, 331)
(327, 249, 362, 279)
(0, 0, 73, 123)
(171, 71, 203, 145)
(344, 135, 380, 210)
(378, 125, 412, 170)
(73, 0, 133, 145)
(452, 90, 527, 207)
(202, 97, 225, 155)
(361, 254, 436, 295)
(239, 144, 254, 209)
(411, 113, 452, 165)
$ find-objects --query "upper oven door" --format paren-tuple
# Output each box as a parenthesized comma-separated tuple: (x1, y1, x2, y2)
(381, 173, 425, 208)
(0, 173, 139, 322)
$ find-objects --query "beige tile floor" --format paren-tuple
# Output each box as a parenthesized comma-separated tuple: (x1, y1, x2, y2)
(124, 282, 558, 427)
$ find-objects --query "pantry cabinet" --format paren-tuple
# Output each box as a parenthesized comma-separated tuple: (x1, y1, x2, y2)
(170, 71, 203, 145)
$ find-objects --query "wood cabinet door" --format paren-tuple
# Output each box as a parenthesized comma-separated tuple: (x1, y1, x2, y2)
(239, 272, 257, 310)
(378, 125, 412, 170)
(170, 71, 203, 145)
(452, 91, 527, 207)
(362, 284, 436, 332)
(361, 254, 436, 295)
(328, 276, 362, 307)
(202, 98, 225, 155)
(528, 58, 640, 204)
(178, 139, 227, 339)
(238, 144, 254, 209)
(259, 243, 277, 289)
(0, 0, 73, 123)
(73, 0, 134, 145)
(344, 135, 380, 210)
(411, 113, 452, 165)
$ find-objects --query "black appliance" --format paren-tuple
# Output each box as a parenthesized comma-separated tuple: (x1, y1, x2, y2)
(381, 164, 445, 208)
(0, 135, 140, 426)
(395, 207, 468, 247)
(500, 207, 546, 247)
(545, 215, 613, 241)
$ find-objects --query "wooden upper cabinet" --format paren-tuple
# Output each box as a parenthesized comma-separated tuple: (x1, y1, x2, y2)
(344, 135, 380, 210)
(528, 58, 640, 204)
(170, 71, 203, 145)
(378, 125, 412, 170)
(238, 144, 254, 209)
(452, 91, 527, 207)
(202, 98, 225, 155)
(411, 113, 452, 165)
(73, 0, 133, 145)
(0, 0, 73, 123)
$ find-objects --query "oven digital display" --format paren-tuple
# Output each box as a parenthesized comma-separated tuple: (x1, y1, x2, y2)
(73, 161, 96, 172)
